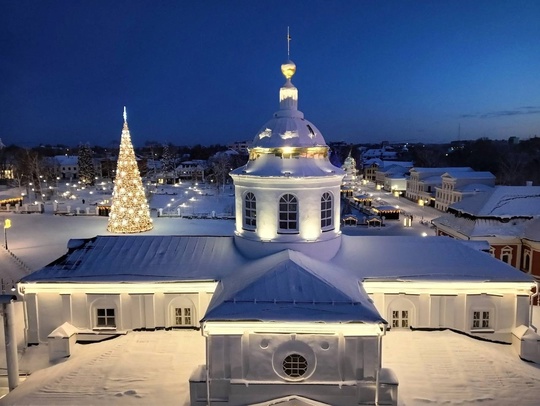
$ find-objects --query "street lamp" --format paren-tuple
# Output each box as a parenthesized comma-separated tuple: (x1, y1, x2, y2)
(4, 219, 11, 250)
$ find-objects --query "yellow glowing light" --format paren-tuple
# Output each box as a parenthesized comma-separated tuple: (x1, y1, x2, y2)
(282, 146, 294, 155)
(107, 111, 153, 234)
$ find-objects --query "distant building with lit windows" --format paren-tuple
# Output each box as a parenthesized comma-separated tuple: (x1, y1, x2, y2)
(434, 171, 495, 211)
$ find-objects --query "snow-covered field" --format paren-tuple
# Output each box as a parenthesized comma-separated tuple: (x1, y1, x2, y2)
(1, 183, 539, 405)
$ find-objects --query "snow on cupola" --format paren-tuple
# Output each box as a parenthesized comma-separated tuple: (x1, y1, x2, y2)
(230, 34, 345, 262)
(250, 58, 327, 150)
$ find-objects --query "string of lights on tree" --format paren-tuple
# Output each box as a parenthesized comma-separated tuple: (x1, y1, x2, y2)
(107, 107, 153, 233)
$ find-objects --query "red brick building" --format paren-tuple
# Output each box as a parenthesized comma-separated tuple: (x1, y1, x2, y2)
(432, 186, 540, 280)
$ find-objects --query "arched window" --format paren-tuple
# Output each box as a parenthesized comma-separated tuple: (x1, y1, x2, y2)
(169, 297, 196, 328)
(88, 295, 119, 330)
(501, 246, 513, 265)
(523, 251, 531, 273)
(387, 296, 416, 329)
(321, 192, 333, 231)
(243, 192, 256, 230)
(278, 194, 298, 233)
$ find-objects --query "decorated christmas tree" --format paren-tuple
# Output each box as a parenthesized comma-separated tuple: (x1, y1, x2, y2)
(107, 108, 153, 233)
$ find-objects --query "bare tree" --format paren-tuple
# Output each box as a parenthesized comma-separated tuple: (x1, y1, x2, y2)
(498, 152, 528, 185)
(210, 152, 232, 193)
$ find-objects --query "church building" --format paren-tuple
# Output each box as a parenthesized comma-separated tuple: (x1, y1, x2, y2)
(18, 58, 536, 405)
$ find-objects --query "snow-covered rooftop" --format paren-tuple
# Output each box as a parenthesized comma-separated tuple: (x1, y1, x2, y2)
(524, 217, 540, 241)
(450, 186, 540, 218)
(21, 235, 533, 284)
(204, 249, 384, 324)
(333, 236, 532, 282)
(432, 214, 531, 239)
(53, 155, 78, 166)
(411, 167, 471, 174)
(442, 171, 495, 180)
(458, 183, 494, 193)
(21, 235, 248, 283)
(231, 154, 343, 178)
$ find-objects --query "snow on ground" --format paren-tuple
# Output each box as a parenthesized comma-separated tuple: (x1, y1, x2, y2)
(384, 330, 540, 405)
(0, 330, 539, 405)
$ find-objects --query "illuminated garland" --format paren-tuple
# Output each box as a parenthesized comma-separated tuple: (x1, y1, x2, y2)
(107, 113, 153, 233)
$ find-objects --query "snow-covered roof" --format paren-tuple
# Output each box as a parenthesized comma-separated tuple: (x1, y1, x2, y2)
(458, 183, 494, 193)
(450, 186, 540, 218)
(48, 322, 79, 338)
(250, 61, 327, 149)
(54, 155, 78, 166)
(411, 167, 471, 174)
(363, 159, 413, 168)
(432, 214, 532, 239)
(422, 175, 443, 185)
(203, 250, 384, 324)
(332, 236, 532, 282)
(231, 154, 344, 178)
(21, 235, 248, 283)
(22, 235, 532, 284)
(524, 217, 540, 241)
(380, 164, 409, 175)
(252, 115, 327, 149)
(442, 171, 495, 180)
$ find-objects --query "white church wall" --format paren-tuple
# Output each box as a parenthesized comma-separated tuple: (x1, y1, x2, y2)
(22, 282, 217, 344)
(207, 332, 380, 383)
(367, 284, 531, 342)
(234, 177, 342, 244)
(33, 293, 64, 343)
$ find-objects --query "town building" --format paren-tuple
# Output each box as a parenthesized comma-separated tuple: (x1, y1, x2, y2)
(375, 164, 411, 193)
(363, 159, 412, 183)
(434, 171, 495, 211)
(405, 167, 472, 206)
(228, 140, 251, 154)
(54, 155, 79, 180)
(432, 185, 540, 280)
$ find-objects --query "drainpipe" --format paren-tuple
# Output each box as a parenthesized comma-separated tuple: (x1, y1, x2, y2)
(202, 322, 211, 406)
(530, 281, 539, 332)
(375, 323, 386, 405)
(1, 294, 19, 391)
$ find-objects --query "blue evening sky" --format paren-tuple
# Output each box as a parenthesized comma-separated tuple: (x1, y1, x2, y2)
(1, 0, 539, 147)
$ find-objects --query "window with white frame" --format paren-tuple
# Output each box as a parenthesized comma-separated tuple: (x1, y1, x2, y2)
(391, 310, 409, 328)
(96, 308, 116, 328)
(489, 247, 495, 257)
(501, 246, 512, 264)
(243, 192, 256, 230)
(278, 194, 298, 233)
(174, 307, 192, 326)
(472, 310, 491, 329)
(321, 192, 333, 231)
(522, 251, 531, 272)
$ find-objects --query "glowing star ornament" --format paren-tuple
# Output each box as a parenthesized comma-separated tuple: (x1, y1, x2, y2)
(107, 107, 153, 233)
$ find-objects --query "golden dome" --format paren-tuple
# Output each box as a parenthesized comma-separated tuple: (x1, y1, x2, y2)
(281, 60, 296, 80)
